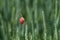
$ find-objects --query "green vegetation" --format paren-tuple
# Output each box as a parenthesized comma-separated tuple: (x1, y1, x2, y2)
(0, 0, 60, 40)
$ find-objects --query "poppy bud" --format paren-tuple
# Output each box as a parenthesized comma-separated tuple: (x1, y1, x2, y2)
(20, 17, 24, 24)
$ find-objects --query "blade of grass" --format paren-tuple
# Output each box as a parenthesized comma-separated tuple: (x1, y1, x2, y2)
(25, 24, 28, 40)
(53, 0, 58, 40)
(42, 10, 47, 40)
(25, 0, 33, 40)
(33, 0, 39, 40)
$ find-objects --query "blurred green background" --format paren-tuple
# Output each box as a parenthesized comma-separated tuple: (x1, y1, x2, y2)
(0, 0, 60, 40)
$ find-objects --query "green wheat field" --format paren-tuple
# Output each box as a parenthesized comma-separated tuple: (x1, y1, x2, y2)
(0, 0, 60, 40)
